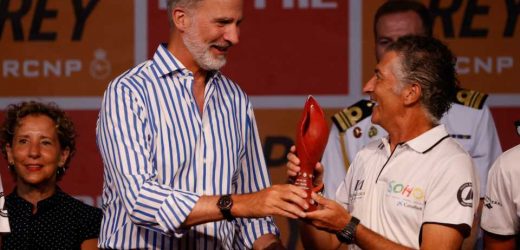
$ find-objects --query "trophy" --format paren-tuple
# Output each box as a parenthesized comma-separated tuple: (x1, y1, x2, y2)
(294, 96, 329, 211)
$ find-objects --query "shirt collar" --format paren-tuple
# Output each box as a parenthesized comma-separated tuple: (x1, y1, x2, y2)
(405, 124, 450, 153)
(152, 44, 222, 81)
(8, 186, 67, 213)
(152, 44, 187, 77)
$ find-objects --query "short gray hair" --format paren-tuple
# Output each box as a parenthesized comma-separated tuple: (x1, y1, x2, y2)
(387, 35, 458, 123)
(167, 0, 204, 27)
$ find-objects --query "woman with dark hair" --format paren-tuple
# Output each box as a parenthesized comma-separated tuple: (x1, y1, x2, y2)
(0, 101, 102, 250)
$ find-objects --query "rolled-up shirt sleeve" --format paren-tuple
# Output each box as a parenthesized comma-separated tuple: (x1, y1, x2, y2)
(97, 79, 199, 236)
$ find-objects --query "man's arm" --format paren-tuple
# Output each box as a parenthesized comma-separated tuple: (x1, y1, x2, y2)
(179, 187, 307, 249)
(300, 219, 341, 250)
(306, 193, 465, 250)
(483, 231, 517, 250)
(182, 185, 308, 227)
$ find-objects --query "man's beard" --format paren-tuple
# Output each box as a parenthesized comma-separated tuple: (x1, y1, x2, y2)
(183, 25, 229, 71)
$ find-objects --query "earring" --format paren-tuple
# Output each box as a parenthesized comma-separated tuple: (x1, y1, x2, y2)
(56, 166, 66, 176)
(7, 161, 14, 170)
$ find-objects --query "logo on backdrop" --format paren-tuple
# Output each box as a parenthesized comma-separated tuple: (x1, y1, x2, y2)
(0, 0, 134, 96)
(90, 49, 111, 80)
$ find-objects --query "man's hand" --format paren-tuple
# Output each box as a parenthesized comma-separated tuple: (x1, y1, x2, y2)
(286, 145, 324, 188)
(234, 184, 309, 219)
(304, 192, 350, 233)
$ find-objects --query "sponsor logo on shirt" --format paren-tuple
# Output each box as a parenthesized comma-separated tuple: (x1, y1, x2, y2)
(450, 134, 472, 139)
(484, 195, 502, 209)
(350, 179, 365, 202)
(387, 180, 425, 211)
(457, 182, 474, 207)
(396, 200, 424, 211)
(387, 181, 425, 200)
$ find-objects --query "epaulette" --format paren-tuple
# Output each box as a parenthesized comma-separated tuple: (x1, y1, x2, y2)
(332, 100, 374, 132)
(453, 88, 488, 109)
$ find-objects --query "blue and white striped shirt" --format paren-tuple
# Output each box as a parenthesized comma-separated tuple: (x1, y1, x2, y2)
(96, 44, 278, 249)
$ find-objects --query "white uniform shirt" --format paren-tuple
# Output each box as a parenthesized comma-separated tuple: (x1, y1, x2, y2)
(336, 125, 478, 249)
(324, 103, 501, 199)
(481, 144, 520, 236)
(0, 175, 10, 233)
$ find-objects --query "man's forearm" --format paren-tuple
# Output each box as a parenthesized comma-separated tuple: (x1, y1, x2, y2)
(300, 221, 340, 250)
(355, 224, 414, 250)
(182, 196, 223, 227)
(484, 232, 517, 250)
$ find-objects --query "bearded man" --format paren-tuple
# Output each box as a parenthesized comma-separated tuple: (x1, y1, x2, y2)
(96, 0, 308, 249)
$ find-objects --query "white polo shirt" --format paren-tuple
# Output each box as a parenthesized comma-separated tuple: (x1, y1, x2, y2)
(481, 144, 520, 236)
(324, 103, 501, 199)
(0, 175, 10, 233)
(336, 125, 478, 249)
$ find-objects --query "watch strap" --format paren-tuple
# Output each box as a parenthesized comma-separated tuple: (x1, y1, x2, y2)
(336, 216, 360, 244)
(218, 195, 235, 221)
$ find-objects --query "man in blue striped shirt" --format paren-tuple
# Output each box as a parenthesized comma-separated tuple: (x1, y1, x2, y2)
(96, 0, 309, 249)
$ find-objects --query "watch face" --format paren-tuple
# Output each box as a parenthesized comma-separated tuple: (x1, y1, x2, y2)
(218, 195, 232, 209)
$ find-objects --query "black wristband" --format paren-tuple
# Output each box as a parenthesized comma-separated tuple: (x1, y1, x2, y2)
(336, 216, 360, 244)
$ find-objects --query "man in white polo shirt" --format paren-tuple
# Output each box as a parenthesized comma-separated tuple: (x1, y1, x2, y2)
(288, 35, 479, 249)
(322, 2, 500, 248)
(481, 142, 520, 249)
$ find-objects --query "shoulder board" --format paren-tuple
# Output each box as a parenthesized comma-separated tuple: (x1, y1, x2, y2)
(332, 100, 374, 132)
(453, 88, 488, 109)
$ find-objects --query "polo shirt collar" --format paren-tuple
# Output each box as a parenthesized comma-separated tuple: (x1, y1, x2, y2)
(405, 124, 450, 153)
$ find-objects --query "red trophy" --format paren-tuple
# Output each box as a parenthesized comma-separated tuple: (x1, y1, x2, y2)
(294, 96, 329, 211)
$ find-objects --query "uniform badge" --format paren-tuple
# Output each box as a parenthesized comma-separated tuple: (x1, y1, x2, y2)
(368, 126, 378, 138)
(353, 127, 362, 138)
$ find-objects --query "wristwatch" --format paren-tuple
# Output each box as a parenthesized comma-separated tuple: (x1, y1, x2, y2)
(217, 195, 235, 221)
(336, 216, 360, 244)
